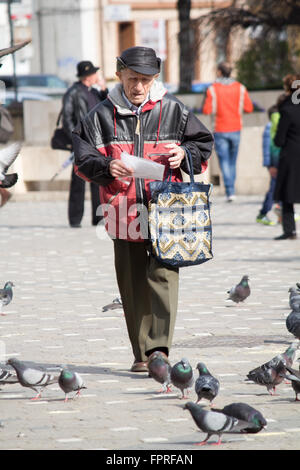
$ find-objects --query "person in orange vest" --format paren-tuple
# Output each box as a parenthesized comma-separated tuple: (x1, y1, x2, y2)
(203, 62, 253, 202)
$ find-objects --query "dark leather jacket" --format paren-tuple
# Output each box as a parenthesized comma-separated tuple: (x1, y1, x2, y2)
(62, 82, 108, 140)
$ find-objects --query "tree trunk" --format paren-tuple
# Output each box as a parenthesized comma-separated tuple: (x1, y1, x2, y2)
(177, 0, 193, 92)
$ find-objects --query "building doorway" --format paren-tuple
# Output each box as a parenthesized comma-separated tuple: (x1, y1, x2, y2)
(118, 22, 135, 54)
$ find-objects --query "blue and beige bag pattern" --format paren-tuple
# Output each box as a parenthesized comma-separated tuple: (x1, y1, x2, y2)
(148, 150, 213, 268)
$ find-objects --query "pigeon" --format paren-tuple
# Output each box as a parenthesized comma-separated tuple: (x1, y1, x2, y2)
(212, 402, 267, 433)
(102, 297, 123, 312)
(58, 369, 87, 402)
(0, 281, 14, 316)
(7, 358, 57, 400)
(0, 367, 18, 385)
(148, 351, 172, 393)
(0, 143, 22, 182)
(195, 362, 220, 407)
(0, 174, 18, 189)
(184, 402, 254, 446)
(280, 364, 300, 401)
(286, 310, 300, 340)
(245, 342, 298, 395)
(288, 287, 300, 312)
(170, 358, 194, 399)
(0, 40, 31, 63)
(227, 275, 250, 303)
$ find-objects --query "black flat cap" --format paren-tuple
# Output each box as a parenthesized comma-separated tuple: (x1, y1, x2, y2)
(117, 46, 161, 76)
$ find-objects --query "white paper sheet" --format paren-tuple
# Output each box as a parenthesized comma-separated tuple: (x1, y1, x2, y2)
(121, 152, 165, 181)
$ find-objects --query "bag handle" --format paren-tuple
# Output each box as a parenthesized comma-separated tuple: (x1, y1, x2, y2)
(164, 147, 194, 183)
(184, 147, 195, 184)
(56, 109, 63, 127)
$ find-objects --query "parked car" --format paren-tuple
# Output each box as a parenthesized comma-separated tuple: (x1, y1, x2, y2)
(1, 90, 52, 107)
(0, 74, 68, 98)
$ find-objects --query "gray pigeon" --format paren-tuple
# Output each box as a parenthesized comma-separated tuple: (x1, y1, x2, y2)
(245, 342, 298, 395)
(58, 369, 86, 402)
(7, 358, 57, 400)
(286, 310, 300, 340)
(289, 287, 300, 312)
(195, 362, 220, 406)
(0, 282, 14, 315)
(0, 174, 18, 189)
(280, 363, 300, 401)
(184, 402, 254, 446)
(148, 351, 172, 393)
(102, 297, 123, 312)
(227, 275, 250, 303)
(0, 143, 22, 182)
(170, 358, 194, 399)
(212, 402, 267, 433)
(0, 367, 18, 385)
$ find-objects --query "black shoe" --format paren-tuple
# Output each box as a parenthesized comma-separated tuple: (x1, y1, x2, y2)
(70, 223, 82, 228)
(274, 233, 297, 240)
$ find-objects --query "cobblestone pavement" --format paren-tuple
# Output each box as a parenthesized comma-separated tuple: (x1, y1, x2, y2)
(0, 195, 300, 451)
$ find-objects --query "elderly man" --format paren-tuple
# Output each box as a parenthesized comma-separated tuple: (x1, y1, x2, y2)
(73, 46, 213, 372)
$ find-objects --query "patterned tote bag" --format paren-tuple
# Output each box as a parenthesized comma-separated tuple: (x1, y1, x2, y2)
(148, 149, 213, 268)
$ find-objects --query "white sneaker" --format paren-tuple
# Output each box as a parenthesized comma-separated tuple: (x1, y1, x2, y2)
(227, 195, 236, 203)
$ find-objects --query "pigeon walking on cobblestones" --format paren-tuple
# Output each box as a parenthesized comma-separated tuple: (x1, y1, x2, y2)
(171, 358, 194, 399)
(212, 402, 267, 433)
(0, 282, 14, 315)
(184, 402, 254, 446)
(289, 287, 300, 312)
(148, 351, 172, 393)
(7, 358, 57, 400)
(195, 362, 220, 407)
(102, 297, 123, 312)
(286, 311, 300, 340)
(280, 363, 300, 401)
(245, 343, 298, 395)
(227, 275, 250, 304)
(58, 369, 87, 402)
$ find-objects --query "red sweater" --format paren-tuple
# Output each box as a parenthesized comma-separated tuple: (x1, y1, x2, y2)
(202, 80, 253, 132)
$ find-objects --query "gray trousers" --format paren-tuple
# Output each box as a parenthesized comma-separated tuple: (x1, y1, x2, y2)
(113, 239, 179, 362)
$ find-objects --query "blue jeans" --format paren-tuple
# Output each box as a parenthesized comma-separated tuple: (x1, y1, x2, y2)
(260, 176, 277, 215)
(214, 131, 241, 197)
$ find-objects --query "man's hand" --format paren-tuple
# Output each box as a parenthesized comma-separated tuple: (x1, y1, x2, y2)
(164, 144, 185, 169)
(268, 166, 278, 178)
(109, 160, 134, 178)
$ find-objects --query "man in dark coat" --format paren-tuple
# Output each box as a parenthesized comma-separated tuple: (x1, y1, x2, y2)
(72, 46, 214, 372)
(62, 61, 108, 227)
(274, 74, 300, 240)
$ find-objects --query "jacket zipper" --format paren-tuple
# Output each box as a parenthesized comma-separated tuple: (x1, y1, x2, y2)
(135, 114, 148, 238)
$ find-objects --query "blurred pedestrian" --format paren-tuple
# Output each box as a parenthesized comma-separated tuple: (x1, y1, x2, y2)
(256, 102, 282, 225)
(203, 62, 253, 202)
(273, 74, 300, 240)
(72, 46, 213, 372)
(62, 61, 108, 227)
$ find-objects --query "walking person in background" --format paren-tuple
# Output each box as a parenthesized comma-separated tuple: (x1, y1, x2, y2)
(72, 46, 213, 372)
(256, 103, 282, 226)
(62, 60, 108, 227)
(202, 62, 253, 202)
(273, 74, 300, 240)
